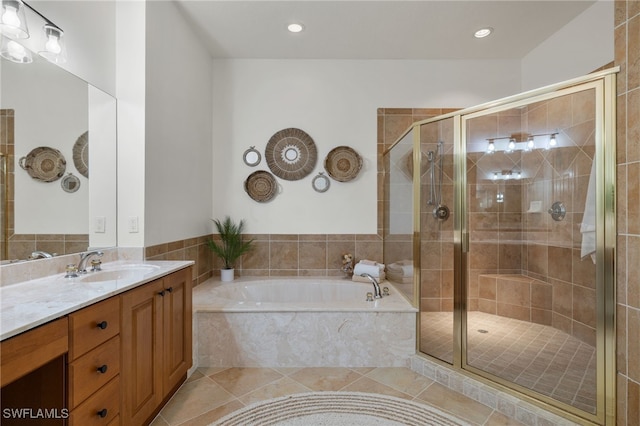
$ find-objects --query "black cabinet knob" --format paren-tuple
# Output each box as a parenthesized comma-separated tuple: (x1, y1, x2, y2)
(158, 290, 166, 296)
(96, 321, 108, 329)
(97, 408, 108, 418)
(97, 364, 108, 374)
(166, 287, 173, 293)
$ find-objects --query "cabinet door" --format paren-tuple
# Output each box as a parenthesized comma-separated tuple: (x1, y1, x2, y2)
(120, 279, 163, 426)
(161, 267, 192, 395)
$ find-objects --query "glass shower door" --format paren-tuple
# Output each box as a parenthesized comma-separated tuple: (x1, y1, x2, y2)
(463, 84, 600, 416)
(417, 118, 455, 364)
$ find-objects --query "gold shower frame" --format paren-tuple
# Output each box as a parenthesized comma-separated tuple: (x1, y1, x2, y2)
(384, 68, 618, 425)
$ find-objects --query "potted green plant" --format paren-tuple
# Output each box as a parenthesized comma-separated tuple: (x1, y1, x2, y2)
(207, 216, 253, 281)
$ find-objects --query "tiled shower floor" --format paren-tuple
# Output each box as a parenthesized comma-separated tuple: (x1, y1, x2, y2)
(420, 311, 597, 413)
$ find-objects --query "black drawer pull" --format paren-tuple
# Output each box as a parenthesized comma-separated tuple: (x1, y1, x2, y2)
(166, 287, 173, 293)
(97, 364, 108, 374)
(97, 408, 108, 418)
(96, 321, 108, 330)
(158, 290, 166, 297)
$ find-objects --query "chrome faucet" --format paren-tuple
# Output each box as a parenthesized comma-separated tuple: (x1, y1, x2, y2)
(30, 250, 53, 259)
(360, 273, 382, 299)
(77, 250, 104, 274)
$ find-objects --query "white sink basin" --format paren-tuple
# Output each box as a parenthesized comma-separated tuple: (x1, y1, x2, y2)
(80, 264, 161, 282)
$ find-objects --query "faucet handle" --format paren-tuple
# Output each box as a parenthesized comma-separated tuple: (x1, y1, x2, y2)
(65, 264, 79, 278)
(366, 292, 374, 302)
(90, 259, 102, 272)
(383, 287, 390, 296)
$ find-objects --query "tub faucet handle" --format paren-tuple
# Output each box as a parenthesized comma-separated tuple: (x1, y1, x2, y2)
(366, 292, 374, 302)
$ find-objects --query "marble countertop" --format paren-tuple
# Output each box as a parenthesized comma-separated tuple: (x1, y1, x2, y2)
(0, 260, 194, 341)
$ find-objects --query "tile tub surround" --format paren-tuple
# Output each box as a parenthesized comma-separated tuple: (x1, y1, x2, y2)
(193, 277, 417, 368)
(0, 259, 193, 340)
(615, 0, 640, 423)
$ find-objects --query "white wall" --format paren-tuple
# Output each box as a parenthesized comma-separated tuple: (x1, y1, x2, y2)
(521, 0, 613, 91)
(30, 1, 117, 96)
(212, 59, 521, 234)
(3, 58, 88, 234)
(144, 1, 213, 246)
(116, 1, 146, 248)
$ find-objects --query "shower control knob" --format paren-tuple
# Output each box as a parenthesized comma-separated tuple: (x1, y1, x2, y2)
(433, 205, 450, 221)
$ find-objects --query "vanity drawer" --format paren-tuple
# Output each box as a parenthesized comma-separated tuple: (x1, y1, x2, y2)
(69, 336, 120, 408)
(69, 376, 120, 426)
(69, 297, 119, 360)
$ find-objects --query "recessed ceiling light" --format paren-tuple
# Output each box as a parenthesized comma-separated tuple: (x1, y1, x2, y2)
(474, 27, 493, 38)
(287, 23, 304, 33)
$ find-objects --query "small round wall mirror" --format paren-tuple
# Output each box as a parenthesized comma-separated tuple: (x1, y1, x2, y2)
(61, 173, 80, 193)
(312, 172, 330, 193)
(243, 146, 261, 167)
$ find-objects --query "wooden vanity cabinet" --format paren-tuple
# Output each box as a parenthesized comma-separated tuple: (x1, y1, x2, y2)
(67, 296, 121, 425)
(121, 267, 192, 426)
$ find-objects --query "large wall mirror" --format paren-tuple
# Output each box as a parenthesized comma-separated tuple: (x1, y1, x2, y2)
(0, 46, 116, 262)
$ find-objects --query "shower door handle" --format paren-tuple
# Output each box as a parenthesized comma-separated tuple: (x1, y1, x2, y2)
(462, 231, 469, 253)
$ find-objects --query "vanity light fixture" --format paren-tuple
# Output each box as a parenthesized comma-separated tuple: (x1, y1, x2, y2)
(0, 35, 31, 62)
(486, 139, 496, 154)
(0, 0, 28, 39)
(0, 0, 67, 64)
(38, 23, 65, 63)
(287, 23, 304, 33)
(474, 27, 493, 38)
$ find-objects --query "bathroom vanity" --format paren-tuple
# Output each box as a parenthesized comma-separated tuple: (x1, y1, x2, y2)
(0, 261, 193, 426)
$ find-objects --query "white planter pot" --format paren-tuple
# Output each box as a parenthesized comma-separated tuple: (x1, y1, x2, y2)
(220, 268, 235, 282)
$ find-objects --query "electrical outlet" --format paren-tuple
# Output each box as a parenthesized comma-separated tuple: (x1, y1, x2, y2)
(94, 216, 106, 233)
(128, 216, 139, 233)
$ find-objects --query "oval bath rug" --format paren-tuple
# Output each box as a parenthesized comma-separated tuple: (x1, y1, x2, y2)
(211, 391, 470, 426)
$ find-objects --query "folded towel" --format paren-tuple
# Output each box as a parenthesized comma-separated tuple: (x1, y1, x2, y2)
(387, 260, 413, 277)
(580, 159, 597, 264)
(360, 259, 378, 266)
(352, 272, 386, 283)
(353, 262, 384, 277)
(387, 271, 413, 284)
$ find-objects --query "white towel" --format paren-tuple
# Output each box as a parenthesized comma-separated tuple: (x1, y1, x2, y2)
(353, 261, 384, 278)
(387, 260, 413, 277)
(352, 272, 386, 283)
(580, 158, 597, 264)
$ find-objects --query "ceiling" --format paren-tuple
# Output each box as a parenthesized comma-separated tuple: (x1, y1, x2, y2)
(174, 0, 597, 60)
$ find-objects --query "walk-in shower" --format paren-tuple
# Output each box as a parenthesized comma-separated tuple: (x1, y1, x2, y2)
(383, 69, 617, 425)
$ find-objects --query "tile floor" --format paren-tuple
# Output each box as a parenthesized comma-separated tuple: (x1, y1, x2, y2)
(152, 366, 525, 426)
(421, 311, 596, 413)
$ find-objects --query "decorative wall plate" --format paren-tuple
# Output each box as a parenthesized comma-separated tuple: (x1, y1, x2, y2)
(19, 146, 66, 182)
(324, 146, 362, 182)
(312, 172, 330, 193)
(61, 173, 80, 193)
(243, 146, 261, 166)
(244, 170, 278, 202)
(73, 131, 89, 178)
(265, 128, 317, 180)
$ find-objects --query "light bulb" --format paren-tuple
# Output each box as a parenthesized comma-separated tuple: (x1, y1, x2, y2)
(527, 137, 535, 150)
(287, 23, 304, 33)
(1, 4, 20, 27)
(549, 134, 557, 147)
(7, 39, 25, 58)
(45, 33, 61, 54)
(516, 172, 522, 179)
(492, 172, 498, 180)
(507, 139, 516, 152)
(487, 140, 495, 153)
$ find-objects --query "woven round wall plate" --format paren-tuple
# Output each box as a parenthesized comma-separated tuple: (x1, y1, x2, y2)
(324, 146, 362, 182)
(18, 146, 66, 182)
(73, 131, 89, 178)
(244, 170, 278, 202)
(265, 128, 317, 181)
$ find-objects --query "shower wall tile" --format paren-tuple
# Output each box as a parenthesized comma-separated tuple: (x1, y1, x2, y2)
(629, 89, 640, 164)
(573, 286, 597, 328)
(629, 308, 640, 382)
(628, 236, 640, 309)
(628, 162, 640, 235)
(617, 305, 628, 376)
(547, 246, 572, 282)
(629, 14, 640, 91)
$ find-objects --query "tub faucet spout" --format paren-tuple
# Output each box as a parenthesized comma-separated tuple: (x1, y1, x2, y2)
(77, 250, 103, 274)
(360, 273, 382, 299)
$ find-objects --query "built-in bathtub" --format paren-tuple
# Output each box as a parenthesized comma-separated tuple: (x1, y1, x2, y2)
(193, 277, 418, 368)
